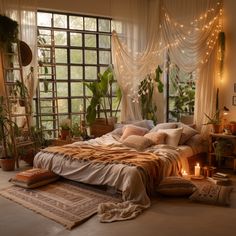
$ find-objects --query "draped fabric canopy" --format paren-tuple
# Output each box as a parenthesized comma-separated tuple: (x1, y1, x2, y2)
(111, 0, 223, 134)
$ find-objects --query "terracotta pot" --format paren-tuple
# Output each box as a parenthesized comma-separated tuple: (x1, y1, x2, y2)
(90, 118, 114, 137)
(60, 129, 70, 140)
(212, 124, 221, 133)
(0, 158, 15, 171)
(230, 123, 236, 135)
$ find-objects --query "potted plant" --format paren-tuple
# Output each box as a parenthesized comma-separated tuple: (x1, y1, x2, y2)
(0, 96, 18, 171)
(59, 119, 71, 140)
(203, 109, 221, 133)
(139, 66, 164, 124)
(85, 66, 121, 137)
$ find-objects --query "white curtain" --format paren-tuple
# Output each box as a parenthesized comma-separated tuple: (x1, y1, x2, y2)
(111, 0, 223, 134)
(0, 0, 37, 126)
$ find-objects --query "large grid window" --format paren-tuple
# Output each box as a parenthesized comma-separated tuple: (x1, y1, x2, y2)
(35, 11, 118, 137)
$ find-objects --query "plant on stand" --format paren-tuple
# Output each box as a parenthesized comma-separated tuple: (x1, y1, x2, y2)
(85, 66, 122, 137)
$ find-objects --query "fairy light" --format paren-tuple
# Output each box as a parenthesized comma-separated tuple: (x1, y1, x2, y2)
(113, 1, 223, 102)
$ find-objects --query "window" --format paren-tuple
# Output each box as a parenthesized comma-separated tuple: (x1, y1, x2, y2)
(35, 11, 117, 138)
(167, 64, 195, 122)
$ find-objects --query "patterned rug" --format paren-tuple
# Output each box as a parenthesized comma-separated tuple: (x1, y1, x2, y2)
(0, 179, 120, 229)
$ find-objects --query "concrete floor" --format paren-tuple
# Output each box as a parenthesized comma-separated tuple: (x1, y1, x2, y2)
(0, 164, 236, 236)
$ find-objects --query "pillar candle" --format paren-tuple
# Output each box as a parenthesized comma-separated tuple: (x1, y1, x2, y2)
(194, 163, 201, 177)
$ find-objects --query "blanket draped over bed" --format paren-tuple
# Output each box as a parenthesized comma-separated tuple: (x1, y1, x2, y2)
(34, 136, 185, 223)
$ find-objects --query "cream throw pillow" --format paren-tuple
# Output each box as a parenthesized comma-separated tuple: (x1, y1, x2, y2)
(144, 132, 166, 145)
(120, 125, 148, 142)
(158, 128, 183, 147)
(122, 135, 154, 151)
(177, 123, 199, 145)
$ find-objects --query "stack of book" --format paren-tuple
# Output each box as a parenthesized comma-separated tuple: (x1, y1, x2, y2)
(207, 172, 231, 185)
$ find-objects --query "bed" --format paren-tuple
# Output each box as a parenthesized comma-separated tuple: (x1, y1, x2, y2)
(34, 120, 207, 222)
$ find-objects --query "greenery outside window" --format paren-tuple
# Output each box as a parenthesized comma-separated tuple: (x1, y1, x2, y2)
(34, 11, 119, 138)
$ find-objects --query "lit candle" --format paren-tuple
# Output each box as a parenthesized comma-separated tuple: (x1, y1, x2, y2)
(194, 163, 201, 177)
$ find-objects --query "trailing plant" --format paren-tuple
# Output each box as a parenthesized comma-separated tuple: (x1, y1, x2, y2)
(0, 15, 18, 47)
(139, 66, 163, 124)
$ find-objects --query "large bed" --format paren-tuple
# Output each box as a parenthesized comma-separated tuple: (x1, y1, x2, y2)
(34, 121, 207, 222)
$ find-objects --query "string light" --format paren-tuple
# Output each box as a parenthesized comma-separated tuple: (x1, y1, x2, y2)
(112, 0, 223, 102)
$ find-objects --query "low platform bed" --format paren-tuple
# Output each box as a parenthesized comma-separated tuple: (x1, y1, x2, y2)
(34, 121, 207, 222)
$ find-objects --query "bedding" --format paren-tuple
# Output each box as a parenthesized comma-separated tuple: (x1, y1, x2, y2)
(34, 122, 207, 222)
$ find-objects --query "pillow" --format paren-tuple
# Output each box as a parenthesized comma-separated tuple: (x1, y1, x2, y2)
(9, 168, 59, 189)
(189, 184, 233, 206)
(144, 132, 167, 145)
(156, 176, 197, 197)
(122, 135, 154, 151)
(158, 128, 183, 147)
(177, 123, 199, 145)
(122, 119, 154, 130)
(150, 122, 177, 132)
(120, 125, 149, 142)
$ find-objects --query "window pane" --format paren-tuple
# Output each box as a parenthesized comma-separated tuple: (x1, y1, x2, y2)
(85, 86, 93, 96)
(85, 34, 96, 47)
(54, 31, 67, 45)
(99, 51, 111, 64)
(53, 14, 67, 28)
(58, 99, 68, 113)
(55, 48, 67, 63)
(57, 83, 68, 97)
(70, 33, 82, 47)
(71, 98, 84, 112)
(37, 12, 52, 27)
(56, 65, 68, 80)
(69, 16, 83, 30)
(70, 49, 83, 64)
(85, 50, 97, 64)
(71, 66, 83, 80)
(98, 19, 110, 32)
(38, 29, 51, 45)
(85, 66, 97, 80)
(99, 35, 110, 48)
(71, 82, 83, 96)
(85, 17, 96, 31)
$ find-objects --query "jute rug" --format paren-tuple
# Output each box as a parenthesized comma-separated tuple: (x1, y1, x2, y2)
(0, 179, 120, 229)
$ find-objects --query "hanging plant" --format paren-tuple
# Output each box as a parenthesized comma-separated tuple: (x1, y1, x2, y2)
(0, 15, 18, 48)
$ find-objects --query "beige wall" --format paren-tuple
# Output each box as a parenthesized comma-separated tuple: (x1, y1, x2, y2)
(222, 0, 236, 121)
(37, 0, 111, 17)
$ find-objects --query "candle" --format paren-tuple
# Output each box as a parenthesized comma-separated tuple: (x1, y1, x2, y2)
(194, 163, 201, 177)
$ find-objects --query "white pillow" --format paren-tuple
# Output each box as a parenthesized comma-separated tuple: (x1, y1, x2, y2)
(158, 128, 183, 147)
(150, 122, 177, 132)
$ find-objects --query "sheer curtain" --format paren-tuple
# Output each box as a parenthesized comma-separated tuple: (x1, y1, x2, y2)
(0, 0, 37, 126)
(111, 0, 223, 134)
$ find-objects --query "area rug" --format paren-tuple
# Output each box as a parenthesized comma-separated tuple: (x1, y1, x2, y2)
(0, 179, 121, 229)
